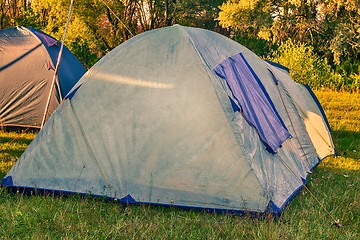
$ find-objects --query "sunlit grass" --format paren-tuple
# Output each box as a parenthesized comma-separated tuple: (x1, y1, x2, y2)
(0, 91, 359, 239)
(0, 131, 36, 178)
(322, 156, 360, 171)
(315, 91, 360, 132)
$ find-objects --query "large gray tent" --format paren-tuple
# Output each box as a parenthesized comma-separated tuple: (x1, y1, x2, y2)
(0, 26, 86, 128)
(2, 25, 335, 214)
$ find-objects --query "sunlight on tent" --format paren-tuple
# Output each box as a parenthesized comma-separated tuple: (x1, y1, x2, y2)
(303, 110, 335, 159)
(96, 72, 176, 89)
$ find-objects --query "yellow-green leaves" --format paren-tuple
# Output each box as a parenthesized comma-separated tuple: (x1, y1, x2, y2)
(217, 0, 260, 29)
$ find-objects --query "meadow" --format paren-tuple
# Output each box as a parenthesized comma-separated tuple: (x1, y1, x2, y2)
(0, 91, 359, 239)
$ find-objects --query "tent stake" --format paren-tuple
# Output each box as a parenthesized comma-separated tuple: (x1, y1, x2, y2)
(276, 154, 341, 227)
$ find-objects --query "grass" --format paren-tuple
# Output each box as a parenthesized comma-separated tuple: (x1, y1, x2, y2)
(0, 91, 359, 239)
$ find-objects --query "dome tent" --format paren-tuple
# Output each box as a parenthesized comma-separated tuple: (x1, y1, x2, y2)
(0, 26, 86, 128)
(1, 25, 335, 214)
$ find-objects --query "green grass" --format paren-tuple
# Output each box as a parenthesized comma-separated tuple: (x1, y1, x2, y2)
(0, 131, 35, 176)
(0, 91, 359, 239)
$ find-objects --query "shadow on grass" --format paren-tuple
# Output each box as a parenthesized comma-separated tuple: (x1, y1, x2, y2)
(0, 135, 34, 145)
(332, 129, 360, 159)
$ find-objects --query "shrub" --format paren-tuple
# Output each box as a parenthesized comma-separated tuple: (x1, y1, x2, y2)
(269, 40, 359, 91)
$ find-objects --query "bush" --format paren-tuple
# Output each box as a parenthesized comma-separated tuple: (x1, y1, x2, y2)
(269, 40, 359, 91)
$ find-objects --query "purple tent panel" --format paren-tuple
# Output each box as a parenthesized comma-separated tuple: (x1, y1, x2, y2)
(214, 53, 291, 153)
(34, 31, 58, 47)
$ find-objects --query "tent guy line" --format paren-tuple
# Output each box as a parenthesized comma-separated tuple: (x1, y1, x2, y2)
(275, 153, 341, 227)
(99, 0, 135, 37)
(40, 0, 75, 129)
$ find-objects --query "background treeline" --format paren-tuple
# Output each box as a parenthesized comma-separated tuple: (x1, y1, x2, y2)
(1, 0, 359, 91)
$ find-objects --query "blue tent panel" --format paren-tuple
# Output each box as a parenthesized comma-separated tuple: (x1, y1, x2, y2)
(30, 28, 86, 97)
(214, 53, 291, 153)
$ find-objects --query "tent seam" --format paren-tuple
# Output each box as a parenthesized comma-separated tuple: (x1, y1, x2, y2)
(181, 26, 268, 205)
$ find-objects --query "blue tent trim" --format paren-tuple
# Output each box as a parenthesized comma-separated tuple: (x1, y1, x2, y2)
(65, 84, 83, 100)
(1, 176, 13, 186)
(265, 60, 290, 73)
(214, 53, 291, 153)
(0, 184, 294, 217)
(267, 69, 279, 85)
(303, 85, 332, 134)
(264, 201, 281, 214)
(304, 84, 338, 156)
(267, 183, 305, 214)
(229, 96, 241, 112)
(120, 194, 137, 204)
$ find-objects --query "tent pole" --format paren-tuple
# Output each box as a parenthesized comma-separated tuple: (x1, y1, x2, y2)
(40, 72, 57, 129)
(40, 0, 75, 129)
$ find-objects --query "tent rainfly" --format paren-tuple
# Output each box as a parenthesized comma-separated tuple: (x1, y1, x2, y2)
(0, 26, 86, 128)
(1, 25, 335, 214)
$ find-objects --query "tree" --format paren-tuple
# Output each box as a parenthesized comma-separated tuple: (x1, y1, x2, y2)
(0, 0, 30, 29)
(217, 0, 359, 68)
(270, 40, 359, 91)
(9, 0, 227, 67)
(269, 40, 334, 89)
(172, 0, 225, 29)
(217, 0, 271, 37)
(217, 0, 274, 57)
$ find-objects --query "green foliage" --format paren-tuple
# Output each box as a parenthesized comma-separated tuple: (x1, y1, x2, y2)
(69, 40, 99, 69)
(172, 0, 225, 29)
(1, 0, 227, 68)
(0, 91, 359, 238)
(217, 0, 272, 39)
(233, 32, 275, 58)
(217, 0, 360, 77)
(322, 0, 360, 66)
(269, 40, 360, 91)
(1, 0, 358, 91)
(12, 7, 41, 29)
(30, 0, 112, 63)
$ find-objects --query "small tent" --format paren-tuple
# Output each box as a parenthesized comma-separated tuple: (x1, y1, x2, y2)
(1, 25, 335, 214)
(0, 26, 86, 128)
